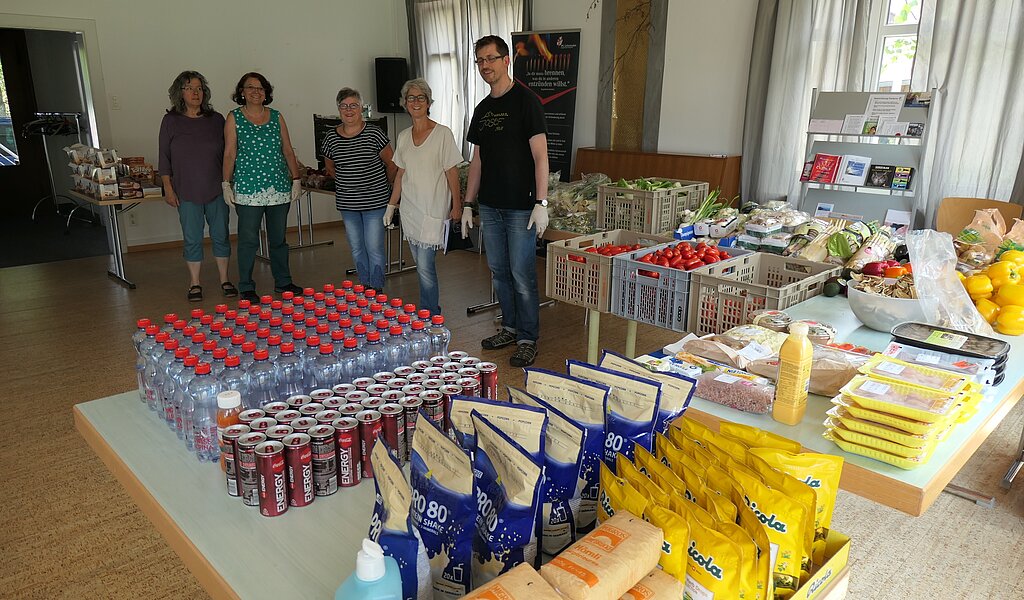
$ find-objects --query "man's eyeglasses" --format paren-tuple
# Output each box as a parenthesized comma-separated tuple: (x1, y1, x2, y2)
(405, 95, 428, 104)
(338, 103, 361, 111)
(244, 85, 265, 92)
(474, 55, 506, 66)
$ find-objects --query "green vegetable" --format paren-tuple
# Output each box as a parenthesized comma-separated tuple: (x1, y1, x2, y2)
(826, 233, 853, 259)
(823, 278, 842, 297)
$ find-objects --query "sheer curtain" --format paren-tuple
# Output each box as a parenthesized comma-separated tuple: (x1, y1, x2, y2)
(406, 0, 527, 157)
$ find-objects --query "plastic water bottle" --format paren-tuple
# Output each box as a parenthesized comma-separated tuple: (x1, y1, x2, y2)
(362, 331, 388, 377)
(271, 300, 283, 320)
(161, 346, 188, 426)
(248, 349, 279, 410)
(144, 333, 171, 412)
(199, 314, 214, 335)
(267, 334, 283, 361)
(383, 308, 398, 326)
(311, 344, 342, 390)
(219, 355, 250, 405)
(211, 347, 229, 378)
(174, 354, 200, 440)
(303, 335, 322, 390)
(385, 326, 409, 371)
(397, 313, 412, 335)
(244, 321, 259, 344)
(188, 308, 204, 327)
(291, 328, 307, 355)
(338, 338, 366, 384)
(353, 324, 368, 349)
(161, 313, 178, 334)
(427, 315, 452, 357)
(133, 318, 152, 353)
(335, 539, 402, 600)
(338, 317, 354, 338)
(136, 324, 158, 403)
(406, 321, 431, 364)
(256, 327, 271, 350)
(275, 342, 306, 400)
(375, 319, 391, 339)
(240, 341, 257, 372)
(189, 362, 222, 462)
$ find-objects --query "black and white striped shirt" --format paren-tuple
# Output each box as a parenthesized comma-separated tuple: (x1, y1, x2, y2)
(320, 123, 392, 211)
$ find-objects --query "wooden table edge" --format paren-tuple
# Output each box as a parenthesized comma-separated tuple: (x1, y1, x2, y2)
(68, 189, 166, 206)
(73, 404, 240, 600)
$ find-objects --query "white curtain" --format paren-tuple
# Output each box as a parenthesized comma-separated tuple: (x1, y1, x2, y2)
(911, 0, 1024, 225)
(406, 0, 526, 157)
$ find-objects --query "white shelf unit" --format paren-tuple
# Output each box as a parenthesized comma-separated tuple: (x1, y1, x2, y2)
(799, 90, 932, 224)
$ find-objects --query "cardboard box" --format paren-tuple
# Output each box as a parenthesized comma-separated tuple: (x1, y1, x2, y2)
(791, 530, 851, 600)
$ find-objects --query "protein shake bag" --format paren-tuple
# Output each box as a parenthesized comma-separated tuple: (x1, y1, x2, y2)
(566, 360, 660, 467)
(462, 563, 563, 600)
(369, 439, 432, 600)
(509, 387, 587, 555)
(471, 411, 545, 587)
(524, 367, 609, 533)
(409, 412, 474, 599)
(620, 568, 686, 599)
(447, 395, 547, 458)
(600, 349, 695, 432)
(598, 461, 648, 523)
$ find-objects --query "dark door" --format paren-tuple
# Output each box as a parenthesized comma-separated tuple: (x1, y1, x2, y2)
(0, 28, 49, 217)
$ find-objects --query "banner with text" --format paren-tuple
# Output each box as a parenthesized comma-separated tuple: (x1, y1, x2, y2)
(512, 30, 580, 182)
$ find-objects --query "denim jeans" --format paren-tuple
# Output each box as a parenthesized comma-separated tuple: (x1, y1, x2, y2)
(235, 202, 292, 293)
(478, 205, 539, 343)
(340, 207, 387, 290)
(178, 195, 230, 262)
(407, 242, 440, 316)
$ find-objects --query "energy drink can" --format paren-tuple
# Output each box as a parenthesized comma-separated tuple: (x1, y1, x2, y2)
(255, 440, 288, 517)
(265, 424, 294, 442)
(366, 383, 390, 397)
(352, 377, 376, 391)
(315, 409, 342, 424)
(393, 366, 415, 378)
(236, 432, 267, 506)
(261, 401, 289, 417)
(457, 376, 481, 398)
(447, 350, 468, 361)
(356, 410, 382, 479)
(290, 416, 319, 434)
(360, 397, 385, 411)
(399, 397, 423, 461)
(331, 417, 361, 488)
(372, 371, 396, 385)
(478, 362, 498, 400)
(282, 433, 314, 507)
(442, 361, 463, 373)
(339, 402, 363, 418)
(344, 391, 370, 405)
(407, 373, 428, 385)
(332, 383, 357, 396)
(322, 397, 344, 410)
(274, 410, 301, 425)
(299, 403, 325, 418)
(307, 424, 338, 496)
(381, 390, 405, 404)
(439, 372, 459, 385)
(379, 403, 406, 462)
(429, 355, 449, 367)
(286, 394, 312, 411)
(422, 378, 443, 391)
(420, 389, 446, 428)
(249, 417, 277, 433)
(460, 356, 481, 367)
(223, 424, 250, 497)
(238, 409, 265, 425)
(386, 377, 409, 390)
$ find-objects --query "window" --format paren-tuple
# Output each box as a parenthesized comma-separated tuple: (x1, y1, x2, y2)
(873, 0, 922, 92)
(0, 57, 19, 166)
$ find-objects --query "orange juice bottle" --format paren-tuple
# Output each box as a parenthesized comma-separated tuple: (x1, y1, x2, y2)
(772, 322, 813, 425)
(217, 390, 242, 471)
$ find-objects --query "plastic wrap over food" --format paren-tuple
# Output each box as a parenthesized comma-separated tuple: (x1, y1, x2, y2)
(907, 229, 995, 335)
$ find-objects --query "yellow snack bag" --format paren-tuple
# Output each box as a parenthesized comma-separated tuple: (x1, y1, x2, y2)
(703, 431, 750, 464)
(705, 463, 739, 499)
(716, 518, 760, 599)
(746, 455, 816, 581)
(644, 503, 690, 579)
(676, 500, 744, 600)
(737, 502, 773, 600)
(634, 445, 687, 496)
(749, 448, 843, 568)
(599, 462, 648, 523)
(719, 422, 802, 454)
(617, 453, 670, 509)
(689, 442, 718, 469)
(730, 468, 807, 599)
(702, 488, 738, 524)
(672, 415, 714, 444)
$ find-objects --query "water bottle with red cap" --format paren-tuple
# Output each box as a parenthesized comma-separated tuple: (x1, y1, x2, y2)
(303, 335, 323, 389)
(273, 340, 304, 401)
(135, 324, 158, 403)
(189, 308, 205, 327)
(385, 325, 410, 370)
(248, 348, 279, 409)
(267, 334, 282, 361)
(428, 315, 452, 356)
(189, 362, 222, 462)
(338, 337, 366, 383)
(201, 339, 218, 365)
(161, 313, 178, 334)
(397, 313, 412, 335)
(171, 319, 188, 343)
(219, 354, 249, 406)
(362, 331, 388, 377)
(174, 355, 200, 441)
(133, 318, 152, 353)
(144, 332, 172, 412)
(353, 324, 368, 349)
(311, 343, 342, 389)
(211, 346, 229, 378)
(406, 320, 432, 364)
(161, 345, 188, 426)
(240, 341, 257, 371)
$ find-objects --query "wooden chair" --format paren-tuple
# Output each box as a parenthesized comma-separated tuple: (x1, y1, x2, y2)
(935, 197, 1023, 235)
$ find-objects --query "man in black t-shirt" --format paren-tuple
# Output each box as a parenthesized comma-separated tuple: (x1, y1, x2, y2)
(463, 35, 549, 368)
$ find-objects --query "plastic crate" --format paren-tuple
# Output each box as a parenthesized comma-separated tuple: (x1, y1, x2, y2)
(545, 229, 674, 312)
(687, 253, 841, 336)
(596, 179, 710, 234)
(610, 244, 753, 332)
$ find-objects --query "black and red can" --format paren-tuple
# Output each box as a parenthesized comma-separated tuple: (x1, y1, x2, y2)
(331, 417, 361, 488)
(423, 366, 445, 379)
(399, 397, 423, 461)
(460, 356, 481, 367)
(299, 403, 326, 418)
(478, 362, 498, 400)
(255, 440, 289, 517)
(332, 383, 356, 396)
(407, 373, 428, 385)
(344, 391, 370, 405)
(420, 389, 446, 428)
(429, 355, 449, 367)
(422, 378, 443, 391)
(223, 424, 251, 497)
(239, 409, 265, 425)
(361, 396, 385, 411)
(457, 376, 481, 398)
(411, 360, 432, 372)
(366, 383, 390, 397)
(339, 402, 363, 418)
(235, 432, 267, 507)
(322, 397, 344, 410)
(442, 361, 463, 373)
(315, 409, 342, 424)
(380, 403, 406, 462)
(309, 389, 334, 403)
(249, 417, 278, 433)
(286, 394, 312, 411)
(373, 371, 396, 385)
(447, 350, 468, 361)
(290, 416, 319, 433)
(274, 409, 301, 425)
(262, 401, 289, 416)
(265, 424, 294, 441)
(402, 383, 425, 397)
(392, 366, 415, 378)
(381, 390, 405, 404)
(352, 377, 376, 391)
(356, 410, 382, 479)
(439, 372, 459, 385)
(438, 385, 461, 430)
(457, 367, 481, 386)
(283, 432, 315, 507)
(307, 424, 338, 496)
(386, 377, 409, 390)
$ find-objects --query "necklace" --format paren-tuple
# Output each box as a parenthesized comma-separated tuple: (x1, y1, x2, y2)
(492, 79, 515, 98)
(243, 105, 266, 121)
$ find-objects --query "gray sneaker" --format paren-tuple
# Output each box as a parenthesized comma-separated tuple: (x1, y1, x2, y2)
(482, 329, 517, 350)
(510, 343, 537, 367)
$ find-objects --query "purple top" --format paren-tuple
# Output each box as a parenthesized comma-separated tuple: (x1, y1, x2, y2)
(158, 111, 226, 204)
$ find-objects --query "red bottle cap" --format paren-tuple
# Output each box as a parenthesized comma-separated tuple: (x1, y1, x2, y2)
(320, 344, 334, 354)
(220, 328, 234, 339)
(398, 314, 411, 324)
(293, 329, 307, 340)
(307, 335, 321, 347)
(282, 291, 294, 301)
(339, 318, 353, 328)
(367, 331, 381, 342)
(412, 320, 425, 330)
(344, 338, 358, 348)
(145, 325, 159, 335)
(192, 332, 206, 343)
(260, 295, 273, 305)
(245, 322, 258, 332)
(191, 308, 204, 319)
(341, 280, 353, 289)
(184, 355, 199, 367)
(213, 347, 228, 359)
(268, 334, 282, 346)
(175, 347, 190, 358)
(270, 316, 283, 327)
(156, 332, 170, 343)
(354, 324, 367, 335)
(183, 326, 197, 337)
(331, 330, 345, 341)
(271, 300, 283, 310)
(163, 339, 179, 350)
(323, 283, 336, 294)
(390, 326, 404, 336)
(174, 320, 187, 330)
(195, 362, 211, 374)
(303, 287, 316, 297)
(282, 322, 295, 334)
(361, 314, 374, 324)
(201, 314, 214, 325)
(254, 349, 269, 360)
(238, 300, 251, 309)
(225, 309, 238, 320)
(418, 309, 431, 319)
(404, 304, 416, 314)
(203, 340, 217, 351)
(384, 308, 397, 319)
(215, 304, 228, 314)
(164, 313, 178, 324)
(137, 318, 152, 328)
(432, 315, 445, 325)
(231, 334, 245, 345)
(357, 298, 369, 308)
(225, 355, 241, 367)
(242, 341, 257, 353)
(390, 298, 403, 308)
(376, 319, 390, 330)
(281, 342, 295, 353)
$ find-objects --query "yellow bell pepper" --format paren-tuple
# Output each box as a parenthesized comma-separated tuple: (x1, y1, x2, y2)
(964, 274, 994, 301)
(994, 283, 1024, 307)
(975, 298, 1001, 324)
(995, 305, 1024, 336)
(957, 270, 967, 281)
(1000, 250, 1024, 266)
(985, 261, 1021, 289)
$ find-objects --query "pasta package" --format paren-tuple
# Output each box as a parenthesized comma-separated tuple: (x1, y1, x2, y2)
(644, 503, 690, 579)
(749, 448, 844, 567)
(616, 453, 670, 509)
(471, 411, 545, 587)
(447, 395, 547, 457)
(676, 500, 744, 600)
(540, 512, 663, 600)
(600, 349, 695, 432)
(598, 462, 647, 523)
(409, 413, 474, 599)
(524, 367, 610, 532)
(719, 422, 802, 454)
(462, 563, 563, 600)
(369, 439, 432, 600)
(566, 360, 661, 466)
(620, 568, 686, 599)
(509, 387, 587, 555)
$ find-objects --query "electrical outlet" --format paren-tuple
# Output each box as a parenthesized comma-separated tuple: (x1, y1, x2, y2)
(111, 95, 121, 110)
(128, 213, 137, 226)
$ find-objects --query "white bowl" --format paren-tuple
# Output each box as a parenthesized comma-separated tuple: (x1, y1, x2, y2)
(847, 284, 927, 332)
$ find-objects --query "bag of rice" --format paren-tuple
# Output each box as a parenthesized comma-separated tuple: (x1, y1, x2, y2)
(598, 462, 647, 523)
(566, 360, 660, 467)
(524, 367, 609, 533)
(471, 411, 545, 587)
(369, 438, 432, 600)
(448, 395, 547, 458)
(509, 386, 588, 556)
(409, 411, 474, 599)
(675, 500, 743, 600)
(620, 567, 686, 599)
(461, 563, 563, 600)
(643, 503, 690, 579)
(600, 349, 695, 433)
(719, 422, 802, 454)
(540, 512, 663, 600)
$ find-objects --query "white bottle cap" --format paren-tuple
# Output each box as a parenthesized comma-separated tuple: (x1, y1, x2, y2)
(789, 322, 809, 336)
(356, 538, 386, 582)
(217, 390, 242, 410)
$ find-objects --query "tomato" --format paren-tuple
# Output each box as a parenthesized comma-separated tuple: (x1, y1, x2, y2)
(638, 254, 654, 263)
(703, 255, 719, 264)
(638, 269, 661, 279)
(584, 247, 598, 253)
(719, 251, 730, 259)
(696, 243, 708, 251)
(670, 257, 684, 269)
(683, 258, 704, 270)
(568, 255, 585, 263)
(657, 257, 670, 267)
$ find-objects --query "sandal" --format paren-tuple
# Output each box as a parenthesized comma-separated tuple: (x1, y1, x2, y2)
(187, 285, 203, 302)
(221, 281, 239, 297)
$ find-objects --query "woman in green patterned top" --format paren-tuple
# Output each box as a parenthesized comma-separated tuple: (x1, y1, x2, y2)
(223, 72, 303, 301)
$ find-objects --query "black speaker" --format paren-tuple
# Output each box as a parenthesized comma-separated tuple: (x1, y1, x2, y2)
(375, 57, 409, 113)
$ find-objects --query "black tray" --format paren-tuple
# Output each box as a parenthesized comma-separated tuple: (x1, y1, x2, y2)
(890, 322, 1010, 362)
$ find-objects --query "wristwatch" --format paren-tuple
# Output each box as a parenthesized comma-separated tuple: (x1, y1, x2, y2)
(535, 198, 548, 207)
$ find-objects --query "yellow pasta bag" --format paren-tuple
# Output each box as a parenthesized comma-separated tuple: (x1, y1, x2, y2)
(737, 501, 773, 600)
(643, 503, 690, 580)
(702, 488, 738, 524)
(747, 455, 816, 582)
(616, 453, 670, 509)
(676, 500, 743, 600)
(730, 468, 807, 599)
(634, 445, 687, 496)
(599, 462, 648, 523)
(716, 518, 760, 599)
(749, 448, 843, 567)
(719, 422, 802, 454)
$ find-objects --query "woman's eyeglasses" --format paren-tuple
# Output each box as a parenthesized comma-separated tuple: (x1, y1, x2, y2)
(405, 95, 428, 103)
(474, 55, 506, 66)
(338, 103, 361, 111)
(244, 85, 265, 92)
(181, 86, 203, 93)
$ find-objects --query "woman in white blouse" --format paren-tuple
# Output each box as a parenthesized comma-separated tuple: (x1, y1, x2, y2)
(384, 78, 464, 315)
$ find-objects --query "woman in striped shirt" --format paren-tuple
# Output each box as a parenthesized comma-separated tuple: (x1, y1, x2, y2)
(321, 88, 395, 290)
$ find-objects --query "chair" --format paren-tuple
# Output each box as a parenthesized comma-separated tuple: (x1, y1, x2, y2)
(935, 197, 1023, 235)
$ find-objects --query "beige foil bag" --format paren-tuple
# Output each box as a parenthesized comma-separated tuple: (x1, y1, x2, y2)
(599, 351, 695, 426)
(462, 563, 563, 600)
(619, 568, 686, 599)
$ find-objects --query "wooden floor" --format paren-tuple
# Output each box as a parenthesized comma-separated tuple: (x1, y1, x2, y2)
(0, 222, 679, 599)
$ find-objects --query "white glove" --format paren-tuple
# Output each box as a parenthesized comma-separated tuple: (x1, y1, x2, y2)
(383, 204, 397, 227)
(290, 179, 302, 202)
(460, 206, 474, 239)
(527, 203, 549, 238)
(221, 181, 235, 205)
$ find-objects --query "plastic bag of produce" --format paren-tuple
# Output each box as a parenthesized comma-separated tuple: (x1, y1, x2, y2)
(957, 208, 1006, 254)
(599, 350, 694, 434)
(907, 229, 996, 335)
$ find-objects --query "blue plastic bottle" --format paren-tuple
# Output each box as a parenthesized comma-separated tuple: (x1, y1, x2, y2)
(335, 539, 402, 600)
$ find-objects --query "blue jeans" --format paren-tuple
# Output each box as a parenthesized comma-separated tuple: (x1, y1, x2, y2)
(478, 205, 539, 344)
(340, 208, 387, 290)
(178, 196, 230, 262)
(408, 242, 440, 316)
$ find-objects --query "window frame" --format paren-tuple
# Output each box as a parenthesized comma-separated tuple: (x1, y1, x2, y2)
(870, 0, 923, 92)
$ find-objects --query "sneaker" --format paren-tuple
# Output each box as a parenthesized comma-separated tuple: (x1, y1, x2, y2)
(509, 343, 537, 368)
(481, 329, 517, 350)
(240, 290, 260, 303)
(275, 283, 303, 295)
